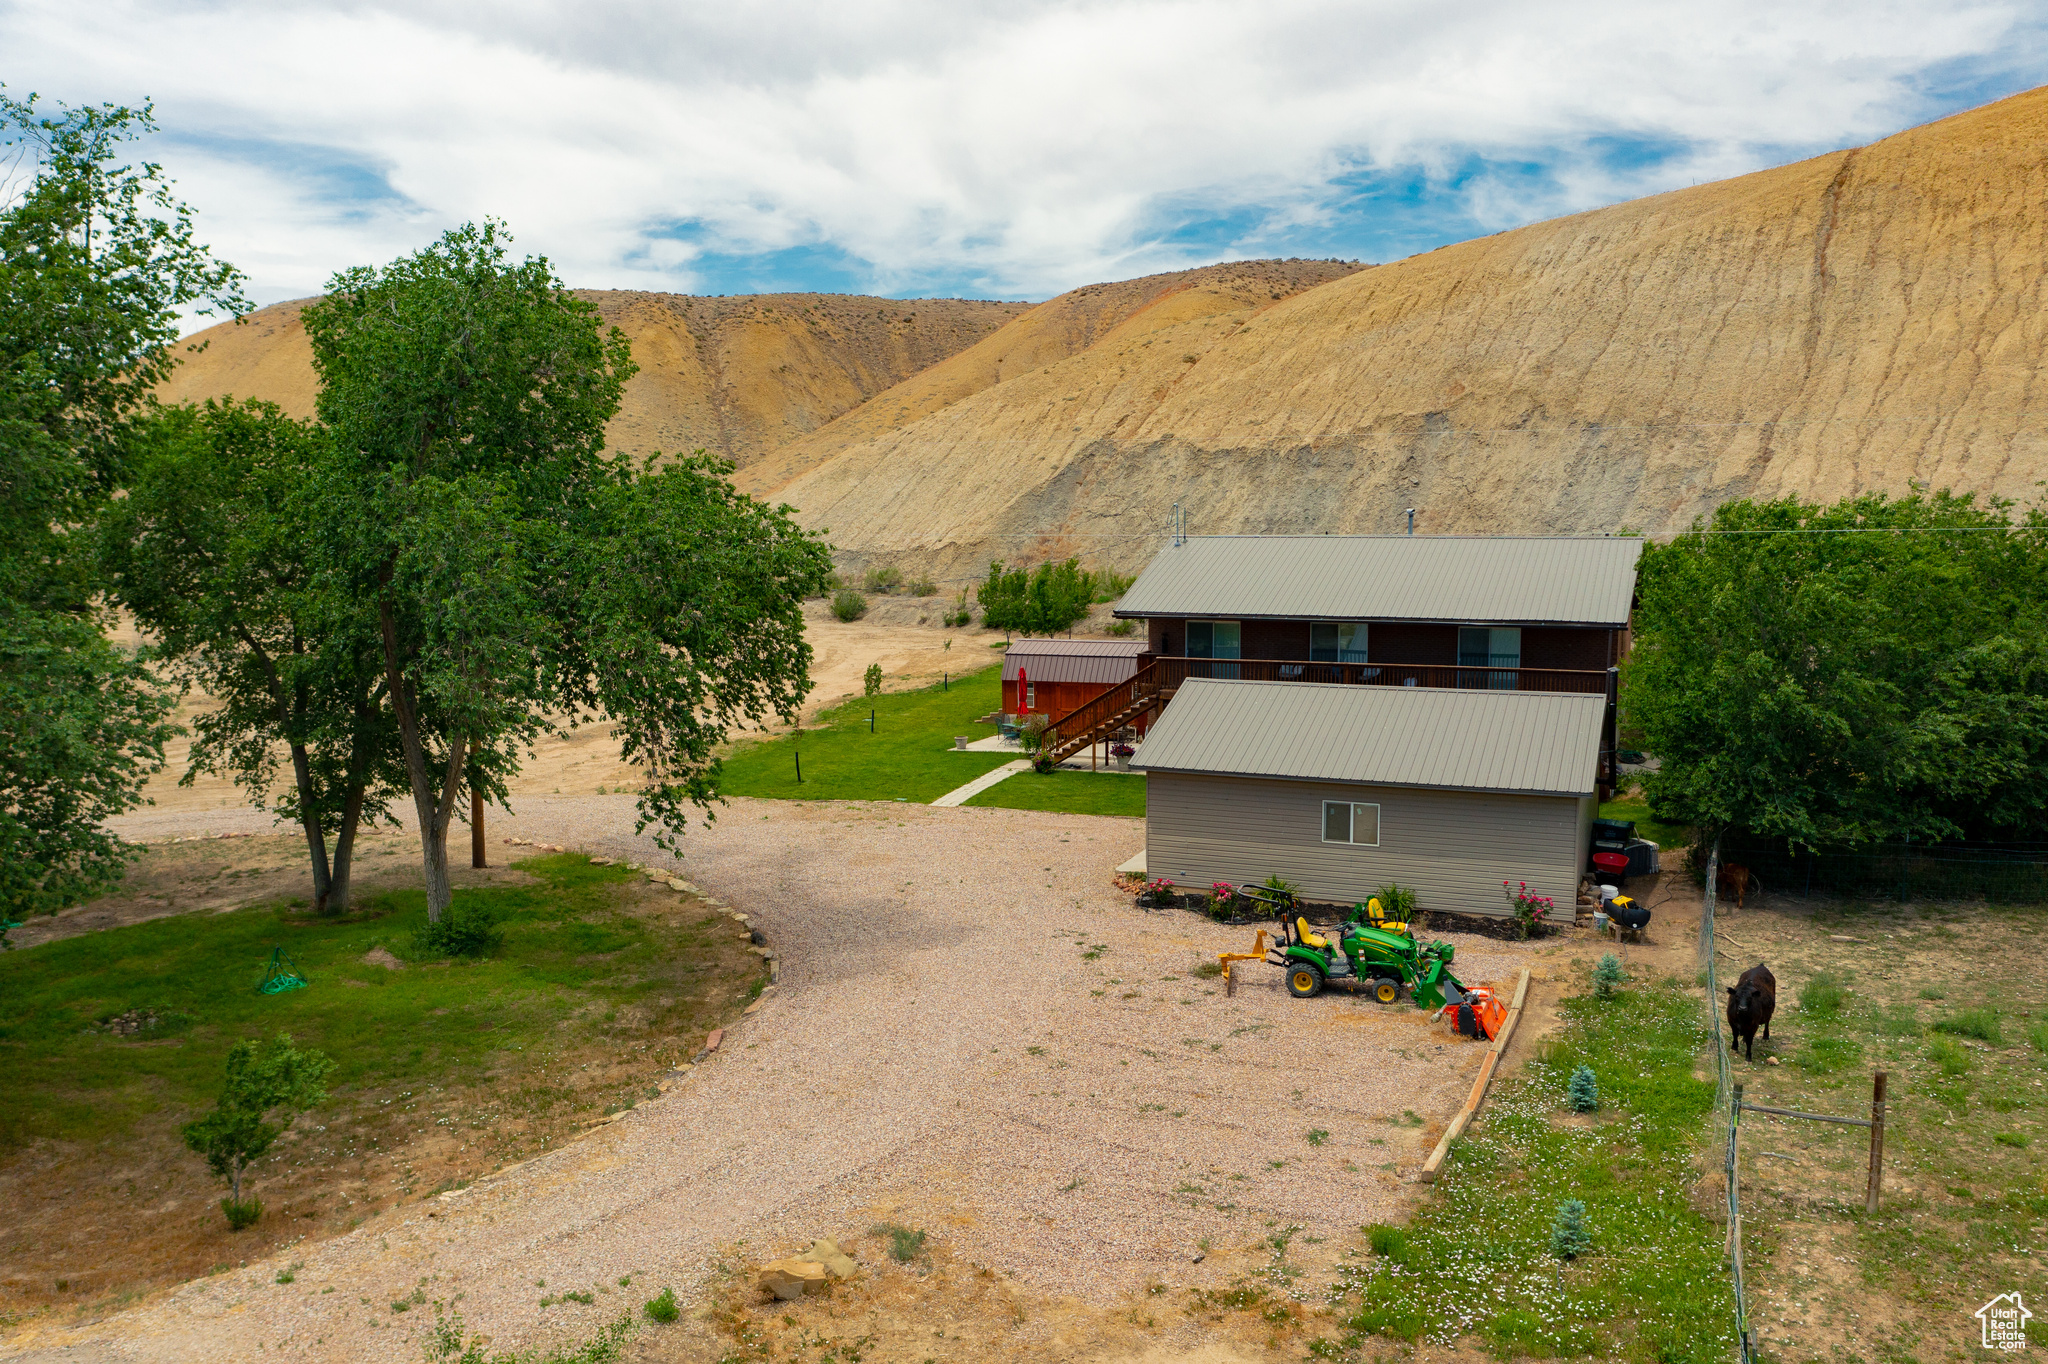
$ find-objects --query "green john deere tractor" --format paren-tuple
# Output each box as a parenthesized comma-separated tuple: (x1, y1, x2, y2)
(1237, 885, 1465, 1005)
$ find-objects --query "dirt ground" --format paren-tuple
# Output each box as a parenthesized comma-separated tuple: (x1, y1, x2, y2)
(114, 601, 1018, 821)
(3, 798, 1558, 1364)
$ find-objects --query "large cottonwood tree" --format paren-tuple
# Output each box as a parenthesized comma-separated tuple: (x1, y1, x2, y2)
(305, 223, 831, 919)
(0, 93, 244, 932)
(98, 400, 403, 913)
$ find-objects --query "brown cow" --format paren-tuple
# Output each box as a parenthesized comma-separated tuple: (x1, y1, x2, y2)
(1726, 963, 1776, 1061)
(1717, 863, 1751, 910)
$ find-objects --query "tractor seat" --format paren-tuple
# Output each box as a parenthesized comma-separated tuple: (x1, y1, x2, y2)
(1295, 917, 1329, 949)
(1364, 898, 1409, 935)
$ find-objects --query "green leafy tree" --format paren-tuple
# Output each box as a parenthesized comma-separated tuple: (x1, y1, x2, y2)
(181, 1032, 336, 1225)
(1628, 490, 2048, 851)
(97, 400, 402, 913)
(0, 92, 245, 935)
(864, 662, 883, 698)
(306, 223, 830, 919)
(977, 560, 1029, 634)
(1026, 558, 1094, 634)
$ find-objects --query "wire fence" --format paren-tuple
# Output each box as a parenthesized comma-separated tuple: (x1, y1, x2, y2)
(1696, 837, 1756, 1363)
(1717, 833, 2048, 904)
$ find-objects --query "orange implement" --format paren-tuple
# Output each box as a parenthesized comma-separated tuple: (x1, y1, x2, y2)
(1217, 930, 1271, 998)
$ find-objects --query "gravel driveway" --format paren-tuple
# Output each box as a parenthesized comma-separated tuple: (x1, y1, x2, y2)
(9, 797, 1532, 1364)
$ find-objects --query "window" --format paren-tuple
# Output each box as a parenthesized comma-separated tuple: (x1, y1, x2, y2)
(1186, 620, 1241, 679)
(1457, 626, 1521, 689)
(1185, 620, 1241, 659)
(1310, 622, 1368, 663)
(1322, 800, 1380, 846)
(1025, 682, 1035, 708)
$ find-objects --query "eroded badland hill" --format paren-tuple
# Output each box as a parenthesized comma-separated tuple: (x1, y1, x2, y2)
(168, 87, 2048, 576)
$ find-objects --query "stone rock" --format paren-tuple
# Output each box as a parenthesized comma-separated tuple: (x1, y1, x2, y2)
(667, 878, 687, 891)
(757, 1258, 829, 1300)
(743, 998, 764, 1015)
(794, 1239, 859, 1279)
(1765, 1056, 1781, 1066)
(589, 857, 612, 865)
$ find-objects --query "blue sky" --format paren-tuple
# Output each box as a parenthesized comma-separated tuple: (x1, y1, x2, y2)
(8, 0, 2046, 311)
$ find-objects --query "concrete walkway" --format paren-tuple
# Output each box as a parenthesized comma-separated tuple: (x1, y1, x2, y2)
(930, 758, 1031, 806)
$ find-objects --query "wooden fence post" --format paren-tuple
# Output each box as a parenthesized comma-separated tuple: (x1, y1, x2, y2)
(1865, 1071, 1887, 1214)
(471, 789, 486, 869)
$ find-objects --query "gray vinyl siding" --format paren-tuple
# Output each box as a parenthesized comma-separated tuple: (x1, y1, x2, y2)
(1146, 772, 1582, 918)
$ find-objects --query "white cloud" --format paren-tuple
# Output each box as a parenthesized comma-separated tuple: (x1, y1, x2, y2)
(5, 0, 2039, 310)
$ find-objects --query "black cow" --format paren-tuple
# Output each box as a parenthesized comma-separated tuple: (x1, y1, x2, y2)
(1726, 963, 1776, 1061)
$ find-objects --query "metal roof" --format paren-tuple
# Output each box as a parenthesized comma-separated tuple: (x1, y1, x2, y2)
(1113, 536, 1643, 626)
(1001, 637, 1148, 685)
(1132, 679, 1606, 797)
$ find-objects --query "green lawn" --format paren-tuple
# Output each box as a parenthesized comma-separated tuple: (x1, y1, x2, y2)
(1599, 795, 1690, 852)
(965, 768, 1146, 817)
(715, 665, 1013, 802)
(0, 855, 756, 1147)
(1329, 974, 1735, 1361)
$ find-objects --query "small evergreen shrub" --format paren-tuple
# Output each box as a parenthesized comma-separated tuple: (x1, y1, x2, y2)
(1548, 1199, 1592, 1260)
(863, 662, 883, 698)
(831, 589, 867, 621)
(221, 1196, 263, 1230)
(1593, 952, 1624, 999)
(644, 1287, 678, 1323)
(1566, 1065, 1599, 1112)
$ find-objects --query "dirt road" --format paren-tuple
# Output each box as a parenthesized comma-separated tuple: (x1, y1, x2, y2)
(4, 797, 1536, 1364)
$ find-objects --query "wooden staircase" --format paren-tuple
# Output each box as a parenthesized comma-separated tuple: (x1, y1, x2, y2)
(1043, 664, 1162, 765)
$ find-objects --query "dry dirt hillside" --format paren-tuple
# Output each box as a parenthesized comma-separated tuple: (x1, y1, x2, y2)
(768, 87, 2048, 578)
(162, 291, 1033, 469)
(734, 258, 1367, 491)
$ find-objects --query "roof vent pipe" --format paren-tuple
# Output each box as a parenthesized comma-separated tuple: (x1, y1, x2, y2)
(1405, 508, 1415, 536)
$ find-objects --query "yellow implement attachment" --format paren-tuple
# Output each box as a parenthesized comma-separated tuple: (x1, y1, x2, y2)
(1218, 930, 1270, 997)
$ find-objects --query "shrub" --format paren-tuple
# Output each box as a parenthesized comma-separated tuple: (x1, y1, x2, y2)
(1933, 1008, 2003, 1045)
(863, 662, 883, 698)
(1548, 1199, 1592, 1259)
(221, 1197, 263, 1230)
(862, 565, 901, 594)
(1017, 713, 1050, 753)
(1208, 881, 1238, 917)
(1566, 1065, 1599, 1112)
(872, 1222, 927, 1262)
(1371, 882, 1417, 920)
(1259, 874, 1298, 904)
(413, 901, 504, 958)
(1800, 971, 1849, 1015)
(907, 576, 937, 597)
(1365, 1224, 1408, 1262)
(1593, 952, 1624, 999)
(831, 589, 867, 622)
(1105, 619, 1135, 637)
(1501, 880, 1553, 938)
(1142, 877, 1176, 907)
(644, 1288, 678, 1323)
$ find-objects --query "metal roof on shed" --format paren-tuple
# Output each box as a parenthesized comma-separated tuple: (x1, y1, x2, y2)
(1001, 637, 1148, 684)
(1132, 679, 1606, 797)
(1113, 536, 1643, 626)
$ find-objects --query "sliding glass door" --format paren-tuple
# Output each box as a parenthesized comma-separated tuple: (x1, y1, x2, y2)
(1457, 626, 1520, 689)
(1186, 620, 1241, 679)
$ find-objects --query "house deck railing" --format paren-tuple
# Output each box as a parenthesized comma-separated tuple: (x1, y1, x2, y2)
(1150, 656, 1613, 695)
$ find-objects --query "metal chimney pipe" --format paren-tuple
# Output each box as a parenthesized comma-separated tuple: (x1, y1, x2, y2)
(1405, 508, 1415, 536)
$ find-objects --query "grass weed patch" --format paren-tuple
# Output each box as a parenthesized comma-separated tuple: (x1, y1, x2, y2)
(1332, 976, 1731, 1362)
(1932, 1007, 2003, 1045)
(964, 768, 1146, 816)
